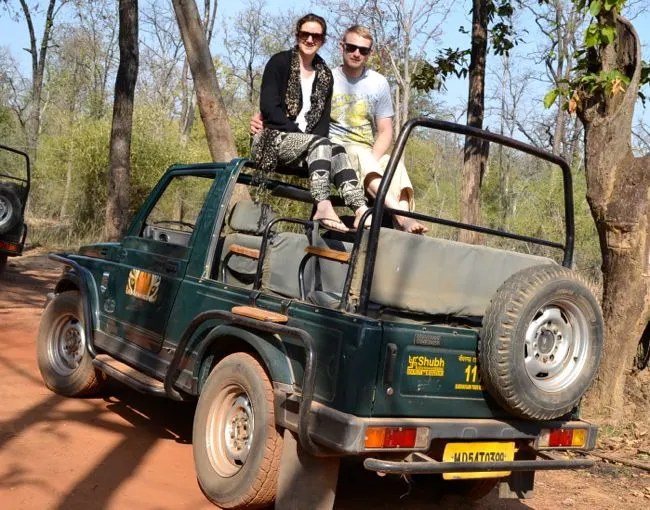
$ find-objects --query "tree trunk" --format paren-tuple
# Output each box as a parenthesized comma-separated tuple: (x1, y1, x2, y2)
(106, 0, 139, 241)
(459, 0, 489, 244)
(18, 0, 58, 160)
(577, 16, 650, 420)
(180, 58, 195, 147)
(172, 0, 237, 162)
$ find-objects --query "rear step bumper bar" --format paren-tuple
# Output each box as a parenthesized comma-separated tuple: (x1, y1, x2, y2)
(363, 455, 594, 475)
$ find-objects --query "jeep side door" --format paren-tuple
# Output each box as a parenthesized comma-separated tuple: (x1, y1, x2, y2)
(97, 171, 216, 354)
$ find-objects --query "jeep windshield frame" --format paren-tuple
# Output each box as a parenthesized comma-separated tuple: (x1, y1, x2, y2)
(359, 118, 575, 314)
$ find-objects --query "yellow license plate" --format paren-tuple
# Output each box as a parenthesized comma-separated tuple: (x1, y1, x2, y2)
(442, 441, 515, 480)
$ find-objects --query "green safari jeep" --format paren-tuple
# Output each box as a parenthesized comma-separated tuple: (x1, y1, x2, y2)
(37, 119, 603, 508)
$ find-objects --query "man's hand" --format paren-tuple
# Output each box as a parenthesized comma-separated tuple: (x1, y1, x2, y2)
(250, 112, 264, 135)
(372, 117, 393, 160)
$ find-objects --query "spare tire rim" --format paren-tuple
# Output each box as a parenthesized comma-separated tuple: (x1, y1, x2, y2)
(48, 313, 86, 376)
(0, 195, 11, 227)
(524, 298, 590, 392)
(206, 384, 255, 477)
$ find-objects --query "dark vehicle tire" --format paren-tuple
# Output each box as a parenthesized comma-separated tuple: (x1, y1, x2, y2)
(0, 254, 7, 275)
(442, 478, 499, 501)
(0, 184, 22, 234)
(479, 265, 603, 420)
(193, 352, 283, 509)
(36, 290, 106, 396)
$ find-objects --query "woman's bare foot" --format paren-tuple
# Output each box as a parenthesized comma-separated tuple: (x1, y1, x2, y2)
(353, 205, 372, 230)
(395, 216, 428, 234)
(313, 200, 349, 233)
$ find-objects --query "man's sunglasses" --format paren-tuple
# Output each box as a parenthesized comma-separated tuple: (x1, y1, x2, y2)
(298, 31, 324, 44)
(342, 42, 371, 56)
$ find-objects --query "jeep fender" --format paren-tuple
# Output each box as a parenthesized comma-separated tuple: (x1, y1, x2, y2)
(49, 254, 100, 357)
(193, 324, 295, 390)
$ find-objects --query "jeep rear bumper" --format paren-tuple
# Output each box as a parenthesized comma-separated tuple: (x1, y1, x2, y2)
(363, 454, 594, 475)
(275, 392, 597, 460)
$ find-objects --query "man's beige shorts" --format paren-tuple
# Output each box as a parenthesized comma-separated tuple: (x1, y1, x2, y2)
(344, 143, 415, 212)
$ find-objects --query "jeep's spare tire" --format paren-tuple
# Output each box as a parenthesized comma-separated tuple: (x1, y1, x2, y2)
(0, 184, 22, 234)
(479, 265, 603, 420)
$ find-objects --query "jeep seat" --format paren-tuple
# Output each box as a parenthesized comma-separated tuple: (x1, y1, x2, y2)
(221, 200, 274, 286)
(262, 230, 353, 302)
(369, 228, 556, 317)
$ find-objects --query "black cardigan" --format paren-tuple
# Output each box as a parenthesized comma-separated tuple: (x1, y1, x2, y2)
(259, 49, 332, 137)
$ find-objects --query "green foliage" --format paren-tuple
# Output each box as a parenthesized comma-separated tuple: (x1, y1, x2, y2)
(428, 0, 518, 90)
(543, 0, 649, 109)
(0, 106, 19, 145)
(29, 106, 212, 248)
(414, 49, 470, 92)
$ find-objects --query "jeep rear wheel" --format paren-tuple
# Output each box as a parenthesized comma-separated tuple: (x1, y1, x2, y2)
(193, 353, 282, 509)
(479, 265, 603, 420)
(0, 185, 22, 234)
(36, 290, 107, 396)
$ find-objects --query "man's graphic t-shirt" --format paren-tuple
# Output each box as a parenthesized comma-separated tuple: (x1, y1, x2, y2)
(329, 66, 394, 147)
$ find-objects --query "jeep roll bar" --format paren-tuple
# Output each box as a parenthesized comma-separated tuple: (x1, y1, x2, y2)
(359, 118, 575, 314)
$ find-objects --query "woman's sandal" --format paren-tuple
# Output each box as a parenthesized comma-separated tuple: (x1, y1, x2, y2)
(315, 217, 350, 233)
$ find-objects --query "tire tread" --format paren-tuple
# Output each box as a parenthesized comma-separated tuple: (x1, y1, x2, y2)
(479, 265, 602, 420)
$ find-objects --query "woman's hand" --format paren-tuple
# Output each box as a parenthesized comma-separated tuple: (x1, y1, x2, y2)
(250, 112, 264, 135)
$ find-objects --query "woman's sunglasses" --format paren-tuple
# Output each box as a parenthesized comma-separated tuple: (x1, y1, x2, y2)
(298, 31, 324, 44)
(342, 42, 372, 56)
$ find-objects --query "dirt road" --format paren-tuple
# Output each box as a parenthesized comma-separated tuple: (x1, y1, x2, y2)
(1, 254, 648, 510)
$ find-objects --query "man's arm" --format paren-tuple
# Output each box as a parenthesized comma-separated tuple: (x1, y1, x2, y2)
(372, 117, 393, 161)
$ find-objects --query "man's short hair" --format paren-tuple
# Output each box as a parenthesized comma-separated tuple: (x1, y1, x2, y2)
(343, 25, 373, 46)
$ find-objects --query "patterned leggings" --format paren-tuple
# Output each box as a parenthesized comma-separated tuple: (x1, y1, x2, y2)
(276, 132, 366, 210)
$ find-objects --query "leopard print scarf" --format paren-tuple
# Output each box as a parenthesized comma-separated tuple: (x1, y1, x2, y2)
(255, 48, 333, 176)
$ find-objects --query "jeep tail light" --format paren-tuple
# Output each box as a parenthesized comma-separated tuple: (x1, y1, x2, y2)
(0, 241, 19, 253)
(537, 428, 587, 448)
(364, 427, 429, 449)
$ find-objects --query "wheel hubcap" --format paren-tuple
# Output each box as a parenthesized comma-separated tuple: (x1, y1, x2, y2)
(48, 313, 86, 376)
(524, 300, 590, 392)
(207, 385, 255, 477)
(0, 196, 11, 225)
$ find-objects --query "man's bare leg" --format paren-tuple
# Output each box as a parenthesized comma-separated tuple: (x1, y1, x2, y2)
(365, 174, 428, 234)
(313, 199, 349, 233)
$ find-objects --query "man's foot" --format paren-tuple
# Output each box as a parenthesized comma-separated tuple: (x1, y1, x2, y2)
(314, 216, 350, 233)
(395, 216, 428, 234)
(353, 205, 372, 230)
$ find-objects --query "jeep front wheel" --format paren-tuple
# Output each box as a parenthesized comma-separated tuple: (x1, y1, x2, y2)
(479, 265, 603, 420)
(36, 290, 106, 396)
(193, 353, 282, 509)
